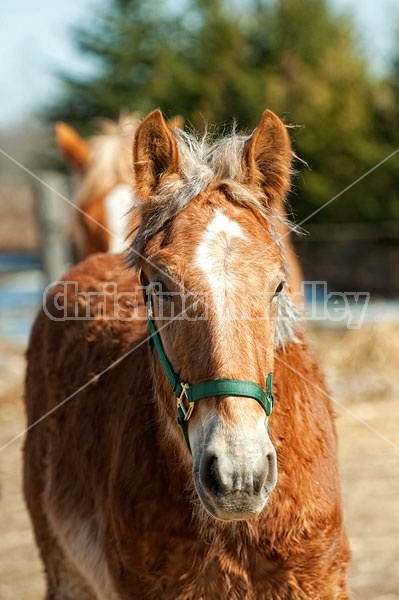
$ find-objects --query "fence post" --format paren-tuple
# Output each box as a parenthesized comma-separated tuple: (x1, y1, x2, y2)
(35, 171, 73, 284)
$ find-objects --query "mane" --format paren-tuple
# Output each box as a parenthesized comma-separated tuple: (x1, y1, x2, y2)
(130, 127, 301, 348)
(77, 113, 140, 209)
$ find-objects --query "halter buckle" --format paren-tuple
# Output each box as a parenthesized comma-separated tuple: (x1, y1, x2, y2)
(177, 383, 194, 421)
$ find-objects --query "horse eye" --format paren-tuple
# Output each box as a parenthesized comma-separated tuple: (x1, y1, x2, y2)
(274, 281, 286, 297)
(151, 282, 172, 300)
(151, 282, 164, 294)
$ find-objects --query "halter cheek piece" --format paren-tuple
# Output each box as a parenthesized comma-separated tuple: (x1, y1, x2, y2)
(139, 269, 274, 450)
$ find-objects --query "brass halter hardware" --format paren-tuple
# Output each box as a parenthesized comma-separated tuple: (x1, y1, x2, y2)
(176, 383, 194, 421)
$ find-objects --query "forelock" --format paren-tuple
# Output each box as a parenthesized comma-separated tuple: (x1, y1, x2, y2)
(129, 127, 289, 264)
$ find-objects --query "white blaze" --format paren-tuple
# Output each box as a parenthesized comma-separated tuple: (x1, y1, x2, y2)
(104, 184, 136, 253)
(195, 209, 245, 326)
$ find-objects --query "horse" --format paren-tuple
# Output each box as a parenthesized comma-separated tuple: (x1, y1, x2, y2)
(24, 108, 350, 599)
(55, 114, 184, 260)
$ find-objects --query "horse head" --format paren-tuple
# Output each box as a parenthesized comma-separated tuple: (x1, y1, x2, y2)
(131, 109, 299, 521)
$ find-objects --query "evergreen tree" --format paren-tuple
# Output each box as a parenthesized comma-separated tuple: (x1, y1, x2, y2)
(257, 0, 388, 222)
(49, 0, 397, 224)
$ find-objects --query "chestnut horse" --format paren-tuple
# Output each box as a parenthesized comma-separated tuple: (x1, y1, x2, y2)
(56, 114, 184, 260)
(24, 109, 349, 599)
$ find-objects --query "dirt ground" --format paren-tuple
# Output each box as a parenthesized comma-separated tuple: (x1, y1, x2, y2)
(0, 324, 398, 600)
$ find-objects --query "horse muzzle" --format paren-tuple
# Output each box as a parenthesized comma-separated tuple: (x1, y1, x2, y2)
(192, 424, 278, 521)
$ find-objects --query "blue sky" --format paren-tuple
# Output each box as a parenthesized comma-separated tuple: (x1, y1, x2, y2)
(0, 0, 397, 128)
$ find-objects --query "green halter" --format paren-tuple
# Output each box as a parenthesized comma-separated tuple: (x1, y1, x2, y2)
(140, 270, 274, 449)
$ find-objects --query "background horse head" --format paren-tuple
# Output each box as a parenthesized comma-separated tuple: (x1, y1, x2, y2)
(55, 113, 184, 260)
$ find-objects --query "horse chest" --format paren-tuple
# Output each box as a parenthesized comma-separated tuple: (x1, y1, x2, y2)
(115, 533, 278, 600)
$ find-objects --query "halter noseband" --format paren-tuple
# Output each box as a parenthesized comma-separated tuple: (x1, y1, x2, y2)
(139, 269, 274, 449)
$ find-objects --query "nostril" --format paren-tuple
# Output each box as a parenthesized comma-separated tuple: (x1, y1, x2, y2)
(265, 449, 278, 494)
(251, 455, 269, 495)
(252, 474, 262, 495)
(200, 454, 227, 497)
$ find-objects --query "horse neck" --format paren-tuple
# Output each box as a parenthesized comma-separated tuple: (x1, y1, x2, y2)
(274, 332, 327, 417)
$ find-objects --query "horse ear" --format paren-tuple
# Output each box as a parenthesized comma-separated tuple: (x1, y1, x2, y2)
(133, 109, 179, 201)
(167, 115, 185, 131)
(244, 110, 292, 204)
(55, 122, 90, 174)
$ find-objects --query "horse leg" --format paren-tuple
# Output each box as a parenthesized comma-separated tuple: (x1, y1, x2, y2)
(23, 427, 96, 600)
